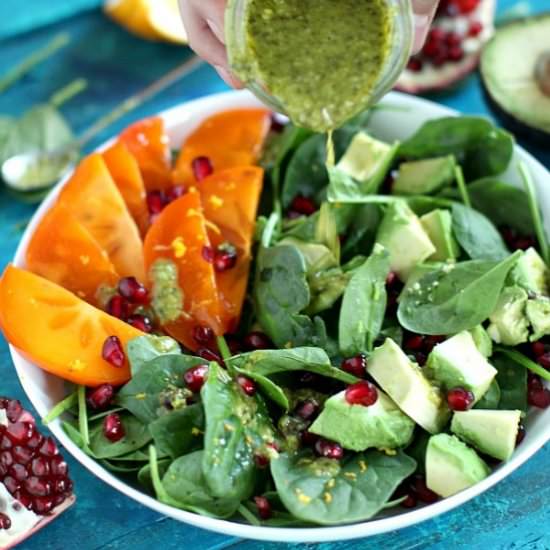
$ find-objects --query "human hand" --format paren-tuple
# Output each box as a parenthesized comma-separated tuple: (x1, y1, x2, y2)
(179, 0, 441, 88)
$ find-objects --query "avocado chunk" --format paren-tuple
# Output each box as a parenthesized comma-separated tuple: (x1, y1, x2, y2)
(278, 237, 338, 274)
(426, 433, 491, 498)
(337, 132, 398, 193)
(451, 409, 521, 461)
(376, 201, 436, 281)
(468, 325, 493, 358)
(425, 331, 497, 403)
(420, 209, 459, 261)
(393, 156, 456, 196)
(367, 338, 450, 434)
(526, 296, 550, 341)
(508, 247, 549, 296)
(487, 286, 530, 346)
(309, 389, 415, 451)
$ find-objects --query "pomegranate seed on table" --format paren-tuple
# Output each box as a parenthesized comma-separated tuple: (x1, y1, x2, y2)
(341, 355, 367, 378)
(295, 400, 319, 421)
(237, 375, 257, 396)
(516, 424, 526, 446)
(192, 156, 214, 181)
(254, 496, 273, 520)
(87, 384, 115, 410)
(289, 195, 317, 216)
(446, 387, 475, 411)
(183, 364, 209, 393)
(314, 438, 344, 460)
(107, 295, 130, 321)
(103, 413, 125, 442)
(118, 277, 149, 304)
(345, 381, 379, 407)
(528, 387, 550, 409)
(102, 336, 126, 368)
(146, 190, 166, 215)
(127, 314, 153, 333)
(193, 325, 214, 345)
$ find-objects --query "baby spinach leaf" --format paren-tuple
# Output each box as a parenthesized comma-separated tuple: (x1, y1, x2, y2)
(271, 450, 416, 525)
(226, 347, 357, 385)
(339, 244, 391, 356)
(253, 244, 326, 348)
(127, 335, 181, 375)
(138, 458, 171, 492)
(100, 459, 144, 473)
(474, 380, 501, 410)
(492, 354, 528, 412)
(149, 404, 205, 459)
(495, 347, 550, 382)
(405, 430, 431, 475)
(398, 252, 522, 335)
(162, 451, 241, 518)
(342, 203, 382, 260)
(233, 367, 289, 409)
(201, 363, 276, 501)
(451, 203, 509, 260)
(117, 355, 203, 423)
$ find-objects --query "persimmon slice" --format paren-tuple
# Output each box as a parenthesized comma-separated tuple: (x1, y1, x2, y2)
(0, 265, 142, 386)
(25, 204, 119, 306)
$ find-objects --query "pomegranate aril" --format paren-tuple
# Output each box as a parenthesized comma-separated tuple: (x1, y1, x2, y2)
(295, 400, 318, 421)
(53, 477, 70, 494)
(3, 476, 19, 495)
(12, 445, 33, 465)
(0, 436, 11, 450)
(118, 277, 149, 304)
(214, 250, 237, 272)
(0, 512, 11, 530)
(197, 348, 223, 364)
(184, 364, 209, 393)
(27, 432, 44, 450)
(6, 422, 35, 444)
(411, 476, 439, 503)
(146, 190, 165, 215)
(104, 413, 125, 442)
(528, 387, 550, 409)
(447, 387, 475, 411)
(193, 325, 214, 345)
(127, 314, 153, 333)
(528, 372, 543, 391)
(345, 381, 378, 407)
(516, 424, 526, 446)
(15, 490, 33, 510)
(102, 336, 126, 368)
(9, 463, 29, 482)
(532, 341, 546, 358)
(25, 476, 51, 497)
(254, 496, 272, 520)
(448, 46, 464, 62)
(237, 375, 257, 396)
(254, 454, 270, 468)
(407, 57, 423, 72)
(341, 355, 367, 378)
(0, 451, 14, 469)
(87, 384, 115, 411)
(432, 50, 449, 67)
(164, 185, 186, 203)
(107, 295, 130, 321)
(415, 352, 427, 367)
(428, 28, 445, 43)
(226, 335, 242, 355)
(243, 331, 272, 351)
(537, 353, 550, 370)
(423, 40, 441, 59)
(30, 456, 50, 477)
(423, 335, 445, 353)
(301, 430, 319, 446)
(32, 496, 55, 515)
(401, 494, 417, 509)
(290, 195, 317, 216)
(202, 245, 215, 263)
(6, 400, 23, 422)
(404, 335, 424, 351)
(386, 271, 398, 287)
(39, 437, 59, 457)
(192, 156, 214, 181)
(469, 21, 483, 37)
(50, 456, 69, 476)
(445, 32, 462, 47)
(314, 438, 344, 460)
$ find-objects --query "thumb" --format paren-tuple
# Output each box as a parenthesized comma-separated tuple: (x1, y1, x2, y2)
(411, 0, 440, 54)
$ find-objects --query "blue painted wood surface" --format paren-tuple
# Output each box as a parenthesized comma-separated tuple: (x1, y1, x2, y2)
(0, 1, 549, 548)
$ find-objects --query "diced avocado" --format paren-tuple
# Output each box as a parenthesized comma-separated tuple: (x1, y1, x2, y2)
(509, 247, 549, 295)
(420, 209, 459, 261)
(309, 389, 415, 451)
(278, 237, 338, 274)
(526, 296, 550, 341)
(367, 338, 450, 434)
(392, 156, 456, 196)
(469, 325, 493, 358)
(425, 331, 497, 403)
(398, 262, 443, 302)
(487, 286, 529, 346)
(426, 433, 491, 498)
(376, 201, 436, 281)
(451, 409, 521, 461)
(337, 132, 398, 192)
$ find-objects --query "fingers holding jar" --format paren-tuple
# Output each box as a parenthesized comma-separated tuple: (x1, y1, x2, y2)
(411, 0, 441, 53)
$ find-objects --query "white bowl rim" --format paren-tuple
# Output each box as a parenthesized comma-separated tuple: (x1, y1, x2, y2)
(8, 89, 550, 543)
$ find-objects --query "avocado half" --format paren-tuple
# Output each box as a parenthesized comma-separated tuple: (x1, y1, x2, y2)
(480, 13, 550, 144)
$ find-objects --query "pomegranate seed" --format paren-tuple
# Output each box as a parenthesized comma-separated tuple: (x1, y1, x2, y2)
(301, 430, 319, 446)
(107, 295, 130, 321)
(30, 456, 50, 477)
(0, 512, 11, 530)
(457, 0, 480, 14)
(532, 341, 546, 358)
(447, 387, 475, 411)
(407, 57, 423, 72)
(202, 245, 215, 263)
(254, 496, 272, 519)
(445, 32, 462, 47)
(103, 413, 125, 442)
(448, 46, 464, 62)
(9, 464, 28, 482)
(197, 348, 222, 364)
(528, 387, 550, 409)
(12, 446, 33, 465)
(423, 335, 445, 353)
(415, 352, 427, 367)
(102, 336, 126, 368)
(432, 49, 449, 67)
(514, 237, 535, 251)
(537, 353, 550, 370)
(411, 476, 439, 503)
(0, 436, 11, 451)
(243, 331, 272, 351)
(289, 195, 317, 216)
(146, 190, 166, 215)
(50, 456, 68, 476)
(469, 21, 483, 37)
(193, 325, 214, 345)
(341, 355, 367, 378)
(423, 39, 441, 59)
(39, 437, 58, 457)
(3, 476, 19, 494)
(0, 451, 13, 470)
(428, 28, 445, 43)
(295, 400, 318, 420)
(386, 271, 398, 287)
(254, 454, 270, 468)
(225, 335, 242, 355)
(528, 373, 544, 391)
(87, 384, 115, 410)
(118, 277, 149, 304)
(32, 496, 55, 515)
(270, 113, 286, 133)
(214, 250, 237, 272)
(27, 432, 44, 450)
(127, 314, 153, 333)
(192, 156, 214, 181)
(25, 476, 51, 497)
(516, 424, 526, 446)
(404, 335, 424, 351)
(6, 400, 23, 423)
(164, 185, 186, 203)
(183, 364, 209, 393)
(401, 494, 417, 508)
(345, 381, 378, 407)
(53, 477, 70, 494)
(237, 375, 257, 396)
(16, 491, 33, 510)
(314, 438, 344, 460)
(6, 422, 35, 444)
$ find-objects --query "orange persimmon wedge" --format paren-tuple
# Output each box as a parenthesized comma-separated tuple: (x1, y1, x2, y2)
(143, 191, 226, 350)
(56, 154, 146, 282)
(0, 265, 142, 386)
(103, 141, 150, 236)
(25, 204, 119, 306)
(119, 117, 172, 191)
(173, 109, 271, 186)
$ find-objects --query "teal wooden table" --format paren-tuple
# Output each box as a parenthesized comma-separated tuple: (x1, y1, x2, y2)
(1, 1, 549, 548)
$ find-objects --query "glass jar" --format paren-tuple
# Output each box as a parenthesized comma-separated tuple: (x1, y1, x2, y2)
(226, 0, 414, 129)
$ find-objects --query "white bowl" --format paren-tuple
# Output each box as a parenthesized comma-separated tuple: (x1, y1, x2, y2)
(9, 90, 550, 543)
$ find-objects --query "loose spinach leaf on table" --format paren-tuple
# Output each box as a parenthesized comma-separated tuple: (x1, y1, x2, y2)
(253, 244, 327, 348)
(398, 117, 514, 181)
(492, 354, 528, 412)
(117, 354, 204, 423)
(339, 244, 391, 356)
(127, 335, 181, 375)
(398, 251, 521, 335)
(271, 450, 416, 525)
(451, 203, 510, 261)
(201, 363, 276, 501)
